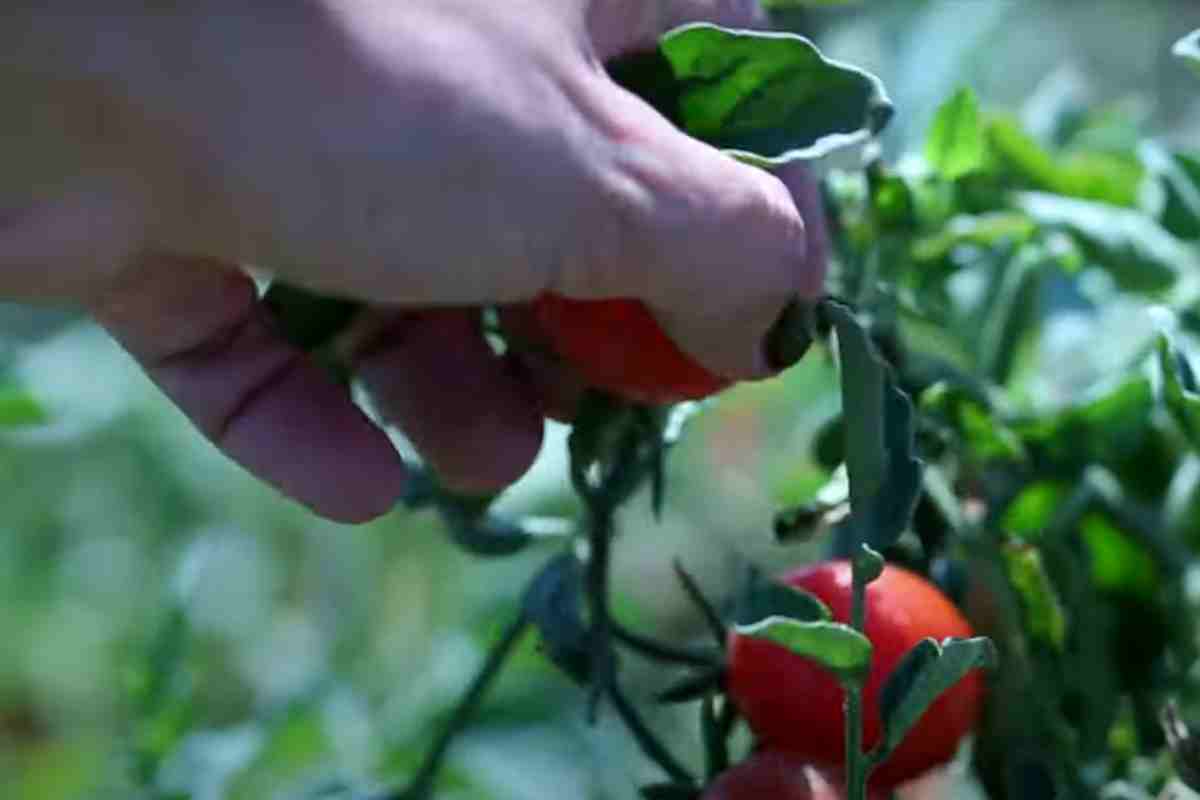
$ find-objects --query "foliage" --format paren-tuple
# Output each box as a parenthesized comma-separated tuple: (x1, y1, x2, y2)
(2, 9, 1200, 800)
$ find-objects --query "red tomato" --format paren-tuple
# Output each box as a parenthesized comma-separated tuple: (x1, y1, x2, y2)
(725, 562, 984, 790)
(531, 293, 729, 405)
(701, 751, 887, 800)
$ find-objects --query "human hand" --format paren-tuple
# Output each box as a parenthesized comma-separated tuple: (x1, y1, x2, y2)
(1, 0, 826, 522)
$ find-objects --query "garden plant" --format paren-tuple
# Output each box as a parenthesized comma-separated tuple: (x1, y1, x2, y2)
(2, 5, 1200, 800)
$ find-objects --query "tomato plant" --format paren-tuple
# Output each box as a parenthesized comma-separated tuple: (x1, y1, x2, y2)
(6, 7, 1200, 800)
(727, 562, 983, 790)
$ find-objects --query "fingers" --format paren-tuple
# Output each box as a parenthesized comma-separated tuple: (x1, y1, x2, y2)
(90, 254, 406, 523)
(351, 309, 546, 494)
(565, 76, 810, 382)
(0, 172, 149, 302)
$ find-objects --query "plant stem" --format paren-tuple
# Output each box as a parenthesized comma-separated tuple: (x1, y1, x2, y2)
(845, 553, 872, 800)
(608, 681, 696, 785)
(388, 614, 530, 800)
(611, 622, 721, 668)
(586, 505, 615, 722)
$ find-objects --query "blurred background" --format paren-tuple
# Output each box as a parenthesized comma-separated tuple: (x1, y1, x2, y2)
(1, 2, 1198, 798)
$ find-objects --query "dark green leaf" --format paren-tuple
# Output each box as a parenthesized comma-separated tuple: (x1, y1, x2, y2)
(926, 87, 986, 181)
(655, 24, 892, 165)
(920, 381, 1026, 463)
(1015, 191, 1192, 293)
(1158, 332, 1200, 449)
(1142, 144, 1200, 240)
(522, 555, 592, 685)
(734, 617, 872, 686)
(735, 579, 832, 626)
(1014, 373, 1155, 467)
(824, 300, 924, 551)
(813, 414, 846, 470)
(875, 637, 997, 763)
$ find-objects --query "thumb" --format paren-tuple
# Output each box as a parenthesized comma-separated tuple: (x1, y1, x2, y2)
(567, 77, 812, 381)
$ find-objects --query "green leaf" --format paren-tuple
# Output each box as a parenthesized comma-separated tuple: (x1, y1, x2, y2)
(1175, 29, 1200, 77)
(926, 87, 986, 181)
(735, 580, 833, 626)
(522, 555, 591, 685)
(1141, 144, 1200, 241)
(1001, 481, 1070, 541)
(1079, 512, 1159, 600)
(1014, 373, 1155, 467)
(1003, 544, 1068, 650)
(911, 212, 1037, 264)
(1015, 191, 1192, 293)
(919, 381, 1027, 464)
(650, 24, 893, 165)
(875, 637, 996, 763)
(735, 616, 872, 686)
(824, 300, 924, 551)
(987, 115, 1144, 206)
(0, 383, 47, 428)
(1158, 332, 1200, 449)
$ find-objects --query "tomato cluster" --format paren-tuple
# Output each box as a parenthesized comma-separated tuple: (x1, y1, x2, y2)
(725, 562, 984, 791)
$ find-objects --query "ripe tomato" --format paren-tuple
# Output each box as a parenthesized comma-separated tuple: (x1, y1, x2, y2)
(530, 293, 729, 405)
(701, 751, 887, 800)
(725, 562, 984, 790)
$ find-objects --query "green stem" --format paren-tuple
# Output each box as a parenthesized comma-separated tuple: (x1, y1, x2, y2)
(586, 505, 615, 721)
(388, 615, 530, 800)
(608, 681, 696, 785)
(845, 553, 872, 800)
(846, 686, 867, 800)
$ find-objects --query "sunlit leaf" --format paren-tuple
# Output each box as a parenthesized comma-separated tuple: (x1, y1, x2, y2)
(926, 87, 987, 181)
(636, 24, 893, 165)
(735, 617, 872, 686)
(1079, 513, 1159, 600)
(988, 115, 1145, 206)
(0, 382, 48, 428)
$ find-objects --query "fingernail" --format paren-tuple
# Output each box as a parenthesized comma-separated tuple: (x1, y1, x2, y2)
(764, 299, 819, 372)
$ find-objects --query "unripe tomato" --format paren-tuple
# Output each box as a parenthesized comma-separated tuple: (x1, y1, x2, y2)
(701, 751, 886, 800)
(725, 562, 983, 790)
(530, 293, 729, 405)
